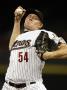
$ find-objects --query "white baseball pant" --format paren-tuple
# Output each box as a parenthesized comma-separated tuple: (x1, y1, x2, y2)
(2, 80, 47, 90)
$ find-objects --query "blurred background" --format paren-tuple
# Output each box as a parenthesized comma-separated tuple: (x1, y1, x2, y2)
(0, 0, 67, 90)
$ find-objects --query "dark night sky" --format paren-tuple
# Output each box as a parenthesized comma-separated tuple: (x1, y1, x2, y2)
(0, 1, 67, 33)
(0, 0, 67, 64)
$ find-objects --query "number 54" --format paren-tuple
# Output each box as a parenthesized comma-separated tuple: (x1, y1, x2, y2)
(18, 52, 28, 62)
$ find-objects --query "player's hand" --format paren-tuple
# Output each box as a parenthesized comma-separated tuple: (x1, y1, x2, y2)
(14, 6, 26, 21)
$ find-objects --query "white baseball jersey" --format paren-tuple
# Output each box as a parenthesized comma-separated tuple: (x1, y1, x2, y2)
(5, 29, 66, 84)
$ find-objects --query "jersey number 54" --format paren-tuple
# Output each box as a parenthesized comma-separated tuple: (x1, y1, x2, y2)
(18, 52, 28, 62)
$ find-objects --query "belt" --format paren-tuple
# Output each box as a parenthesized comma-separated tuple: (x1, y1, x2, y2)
(5, 81, 36, 88)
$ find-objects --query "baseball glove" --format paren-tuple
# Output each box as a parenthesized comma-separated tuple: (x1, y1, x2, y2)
(34, 31, 58, 58)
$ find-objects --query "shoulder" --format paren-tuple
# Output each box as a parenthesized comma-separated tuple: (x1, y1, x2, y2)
(16, 29, 58, 40)
(15, 30, 41, 40)
(40, 29, 58, 39)
(41, 29, 66, 44)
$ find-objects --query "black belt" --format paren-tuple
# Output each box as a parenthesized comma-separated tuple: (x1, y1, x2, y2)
(5, 81, 36, 88)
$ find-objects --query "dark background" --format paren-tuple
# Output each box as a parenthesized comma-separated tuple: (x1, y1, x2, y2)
(0, 0, 67, 90)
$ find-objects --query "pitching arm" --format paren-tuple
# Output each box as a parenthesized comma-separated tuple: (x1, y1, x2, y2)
(9, 6, 26, 50)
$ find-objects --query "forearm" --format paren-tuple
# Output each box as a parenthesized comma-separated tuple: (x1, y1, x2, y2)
(9, 6, 26, 50)
(42, 45, 67, 60)
(9, 20, 21, 50)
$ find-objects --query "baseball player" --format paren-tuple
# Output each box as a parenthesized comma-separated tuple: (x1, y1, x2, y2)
(2, 6, 67, 90)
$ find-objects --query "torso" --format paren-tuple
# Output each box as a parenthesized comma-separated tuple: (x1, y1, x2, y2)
(5, 29, 61, 83)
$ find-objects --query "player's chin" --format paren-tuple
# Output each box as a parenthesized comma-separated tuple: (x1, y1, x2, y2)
(24, 26, 37, 31)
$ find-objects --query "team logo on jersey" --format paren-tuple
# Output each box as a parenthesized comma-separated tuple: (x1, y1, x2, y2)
(11, 40, 31, 50)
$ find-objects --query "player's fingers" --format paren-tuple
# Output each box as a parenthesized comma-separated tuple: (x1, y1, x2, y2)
(18, 6, 26, 12)
(14, 8, 26, 17)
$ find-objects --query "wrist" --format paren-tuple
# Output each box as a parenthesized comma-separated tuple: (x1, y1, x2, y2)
(43, 51, 54, 60)
(14, 16, 21, 22)
(42, 51, 52, 60)
(42, 53, 47, 60)
(40, 53, 47, 61)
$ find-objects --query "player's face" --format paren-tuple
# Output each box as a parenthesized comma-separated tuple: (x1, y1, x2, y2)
(24, 14, 43, 31)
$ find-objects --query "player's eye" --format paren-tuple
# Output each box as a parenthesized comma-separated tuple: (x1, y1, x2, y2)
(29, 18, 33, 21)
